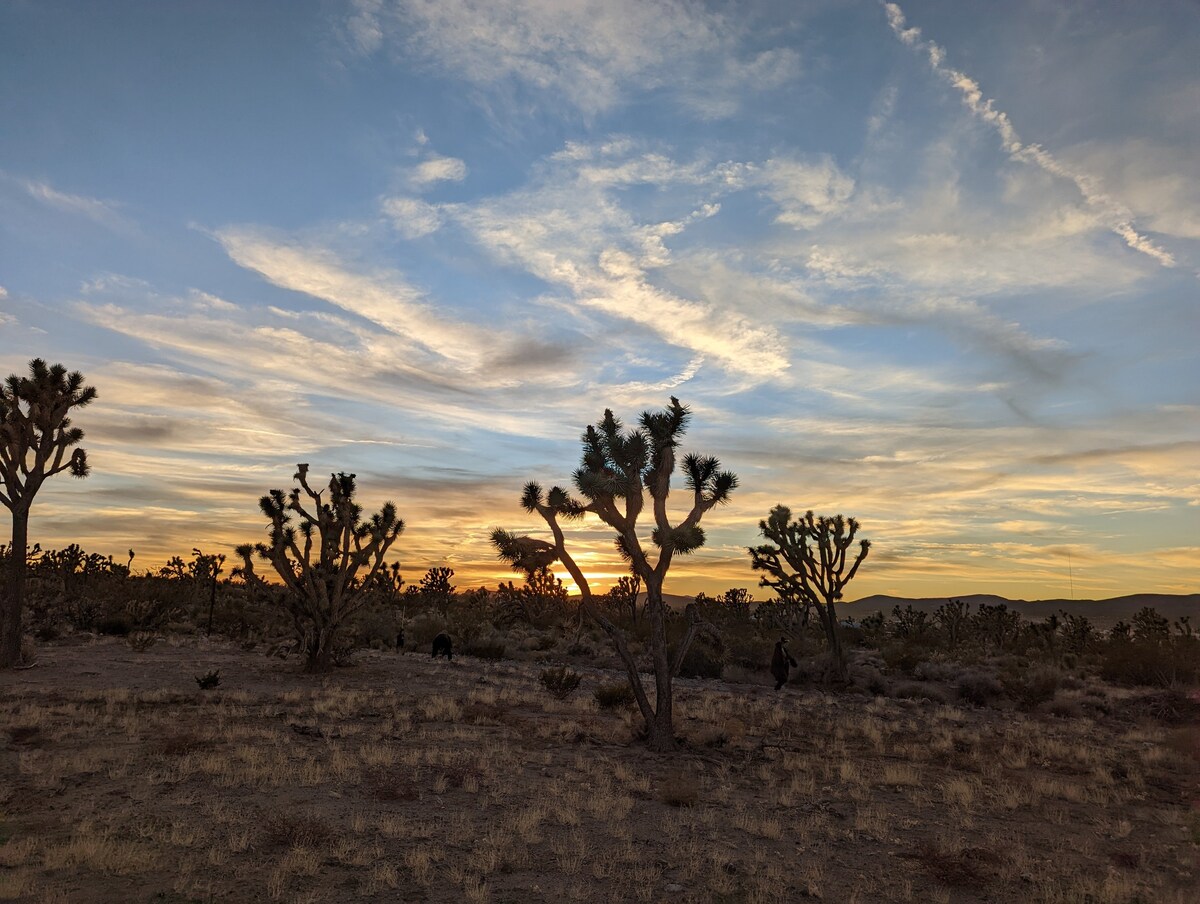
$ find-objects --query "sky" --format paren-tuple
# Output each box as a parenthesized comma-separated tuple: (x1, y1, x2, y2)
(1, 0, 1197, 601)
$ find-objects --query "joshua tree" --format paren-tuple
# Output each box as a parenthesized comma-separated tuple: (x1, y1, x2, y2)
(234, 465, 403, 672)
(493, 397, 736, 752)
(0, 359, 95, 668)
(749, 505, 869, 682)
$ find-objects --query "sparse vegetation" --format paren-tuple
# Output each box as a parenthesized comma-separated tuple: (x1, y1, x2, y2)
(5, 638, 1191, 902)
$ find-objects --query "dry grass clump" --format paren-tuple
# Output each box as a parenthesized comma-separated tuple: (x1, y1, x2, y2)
(260, 811, 334, 849)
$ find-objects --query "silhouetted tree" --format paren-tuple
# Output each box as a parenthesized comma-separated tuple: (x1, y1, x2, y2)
(493, 397, 736, 752)
(934, 598, 971, 650)
(749, 506, 870, 682)
(234, 465, 403, 672)
(0, 359, 95, 668)
(608, 573, 642, 624)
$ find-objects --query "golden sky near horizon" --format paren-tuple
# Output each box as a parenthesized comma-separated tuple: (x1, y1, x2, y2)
(1, 1, 1197, 601)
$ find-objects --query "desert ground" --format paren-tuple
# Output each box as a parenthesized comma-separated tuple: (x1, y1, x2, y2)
(0, 635, 1196, 904)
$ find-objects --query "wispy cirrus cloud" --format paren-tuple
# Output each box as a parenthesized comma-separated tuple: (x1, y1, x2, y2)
(447, 141, 790, 381)
(348, 0, 799, 118)
(19, 177, 131, 230)
(215, 227, 490, 365)
(883, 2, 1176, 269)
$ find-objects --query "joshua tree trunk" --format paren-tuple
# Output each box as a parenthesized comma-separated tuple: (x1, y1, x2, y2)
(821, 593, 847, 680)
(644, 589, 677, 752)
(304, 624, 335, 673)
(0, 509, 28, 668)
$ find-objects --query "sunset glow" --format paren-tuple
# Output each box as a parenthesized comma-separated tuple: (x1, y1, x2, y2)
(1, 1, 1196, 601)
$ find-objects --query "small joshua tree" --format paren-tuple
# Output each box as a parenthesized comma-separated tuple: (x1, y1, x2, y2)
(235, 465, 404, 673)
(749, 505, 869, 682)
(0, 360, 95, 669)
(493, 397, 736, 752)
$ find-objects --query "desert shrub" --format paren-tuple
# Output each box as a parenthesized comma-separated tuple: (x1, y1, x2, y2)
(851, 664, 889, 696)
(406, 612, 450, 648)
(96, 613, 133, 636)
(463, 638, 506, 657)
(539, 666, 583, 700)
(792, 653, 845, 685)
(1137, 688, 1200, 726)
(891, 605, 933, 642)
(121, 597, 183, 632)
(957, 671, 1004, 706)
(1045, 697, 1085, 719)
(593, 681, 636, 710)
(880, 643, 926, 676)
(1059, 672, 1084, 690)
(64, 597, 104, 632)
(127, 630, 157, 652)
(1001, 666, 1060, 710)
(858, 611, 887, 645)
(892, 681, 952, 704)
(1101, 631, 1200, 688)
(345, 605, 403, 651)
(678, 644, 723, 680)
(1101, 640, 1162, 687)
(913, 660, 962, 682)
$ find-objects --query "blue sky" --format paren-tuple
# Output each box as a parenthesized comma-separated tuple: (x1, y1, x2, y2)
(1, 0, 1197, 599)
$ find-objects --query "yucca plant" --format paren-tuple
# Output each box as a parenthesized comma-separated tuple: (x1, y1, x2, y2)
(235, 465, 404, 673)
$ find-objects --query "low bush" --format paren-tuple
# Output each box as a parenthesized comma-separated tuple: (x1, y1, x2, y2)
(1001, 666, 1060, 710)
(892, 681, 952, 704)
(464, 639, 507, 660)
(128, 631, 157, 652)
(593, 681, 636, 710)
(96, 613, 133, 636)
(957, 671, 1004, 706)
(539, 666, 583, 700)
(678, 644, 723, 680)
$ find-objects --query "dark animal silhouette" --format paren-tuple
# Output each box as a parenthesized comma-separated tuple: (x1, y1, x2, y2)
(431, 632, 453, 660)
(395, 628, 405, 651)
(770, 637, 798, 690)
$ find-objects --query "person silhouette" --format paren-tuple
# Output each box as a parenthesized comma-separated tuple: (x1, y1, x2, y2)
(770, 637, 798, 690)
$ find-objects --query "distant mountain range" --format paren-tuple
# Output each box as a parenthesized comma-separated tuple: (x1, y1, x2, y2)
(651, 591, 1198, 625)
(844, 593, 1199, 625)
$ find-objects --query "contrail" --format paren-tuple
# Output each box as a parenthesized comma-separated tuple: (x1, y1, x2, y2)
(883, 2, 1175, 269)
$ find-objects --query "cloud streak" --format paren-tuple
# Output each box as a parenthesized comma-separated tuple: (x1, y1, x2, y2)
(883, 2, 1176, 269)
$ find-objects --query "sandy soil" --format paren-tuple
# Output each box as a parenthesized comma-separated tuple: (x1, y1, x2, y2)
(0, 635, 1196, 903)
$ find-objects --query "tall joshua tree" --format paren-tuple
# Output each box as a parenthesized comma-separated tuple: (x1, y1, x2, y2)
(493, 397, 736, 752)
(749, 505, 870, 682)
(0, 359, 95, 668)
(235, 465, 404, 672)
